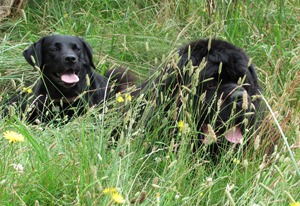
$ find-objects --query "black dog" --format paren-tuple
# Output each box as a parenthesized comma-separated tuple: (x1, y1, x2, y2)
(131, 39, 272, 155)
(3, 35, 134, 123)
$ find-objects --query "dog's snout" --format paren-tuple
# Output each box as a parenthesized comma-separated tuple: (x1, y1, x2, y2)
(65, 55, 77, 63)
(231, 90, 247, 108)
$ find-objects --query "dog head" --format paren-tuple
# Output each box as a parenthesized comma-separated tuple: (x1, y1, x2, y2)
(23, 35, 96, 89)
(177, 39, 262, 145)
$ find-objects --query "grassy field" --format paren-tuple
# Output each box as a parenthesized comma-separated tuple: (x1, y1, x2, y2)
(0, 0, 300, 205)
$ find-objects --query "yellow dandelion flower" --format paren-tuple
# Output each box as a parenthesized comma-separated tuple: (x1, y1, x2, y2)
(112, 192, 125, 204)
(64, 14, 68, 17)
(200, 192, 203, 196)
(3, 131, 25, 143)
(22, 87, 33, 94)
(125, 94, 132, 101)
(110, 188, 117, 193)
(117, 96, 124, 102)
(203, 8, 206, 12)
(178, 120, 184, 131)
(233, 158, 240, 164)
(103, 188, 110, 194)
(103, 188, 117, 194)
(290, 202, 300, 206)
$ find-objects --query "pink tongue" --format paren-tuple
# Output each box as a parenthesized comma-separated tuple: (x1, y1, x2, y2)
(224, 126, 243, 143)
(202, 124, 243, 144)
(61, 73, 79, 84)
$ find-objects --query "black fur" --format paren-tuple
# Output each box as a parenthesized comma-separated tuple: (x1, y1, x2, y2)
(131, 39, 269, 155)
(3, 35, 135, 123)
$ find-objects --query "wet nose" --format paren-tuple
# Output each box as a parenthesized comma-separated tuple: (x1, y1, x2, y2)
(65, 55, 77, 63)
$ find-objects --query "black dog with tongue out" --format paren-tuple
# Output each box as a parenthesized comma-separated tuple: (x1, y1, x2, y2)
(3, 35, 133, 123)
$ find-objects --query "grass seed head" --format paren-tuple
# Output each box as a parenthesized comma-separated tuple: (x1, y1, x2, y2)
(119, 150, 123, 157)
(139, 191, 147, 204)
(153, 177, 159, 185)
(130, 197, 137, 204)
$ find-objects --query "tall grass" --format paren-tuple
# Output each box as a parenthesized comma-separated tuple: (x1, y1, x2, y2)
(0, 0, 300, 205)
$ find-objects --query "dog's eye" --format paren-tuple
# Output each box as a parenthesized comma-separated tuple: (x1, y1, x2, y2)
(207, 81, 216, 88)
(51, 48, 58, 52)
(74, 48, 80, 51)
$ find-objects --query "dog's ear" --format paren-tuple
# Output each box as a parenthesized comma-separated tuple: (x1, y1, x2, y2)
(79, 37, 96, 70)
(23, 37, 45, 70)
(248, 63, 259, 87)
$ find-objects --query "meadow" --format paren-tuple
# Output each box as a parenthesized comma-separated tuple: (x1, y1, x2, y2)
(0, 0, 300, 205)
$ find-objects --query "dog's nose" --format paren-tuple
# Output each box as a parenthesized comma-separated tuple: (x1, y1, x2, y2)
(231, 90, 247, 109)
(65, 55, 77, 63)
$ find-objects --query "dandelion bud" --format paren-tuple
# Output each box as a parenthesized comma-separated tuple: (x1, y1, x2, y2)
(139, 191, 147, 204)
(143, 142, 148, 148)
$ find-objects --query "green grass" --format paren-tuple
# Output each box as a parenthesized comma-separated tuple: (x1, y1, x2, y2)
(1, 0, 300, 205)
